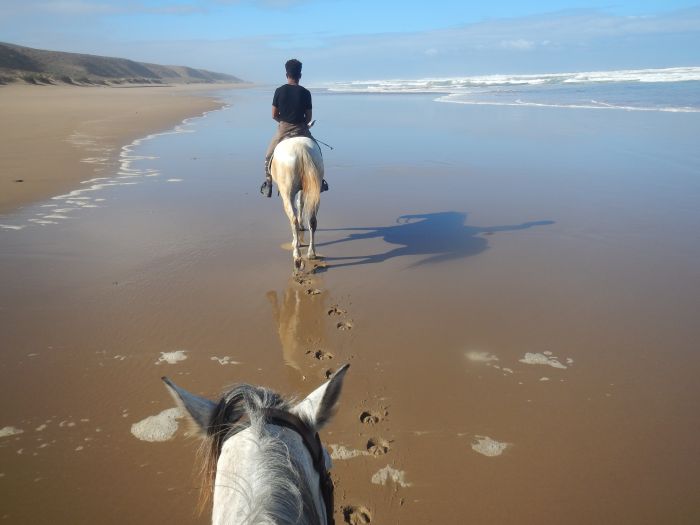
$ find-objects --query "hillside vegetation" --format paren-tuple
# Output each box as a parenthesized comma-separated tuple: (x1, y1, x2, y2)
(0, 42, 242, 86)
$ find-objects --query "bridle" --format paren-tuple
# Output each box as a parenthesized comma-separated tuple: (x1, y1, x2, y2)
(225, 407, 335, 525)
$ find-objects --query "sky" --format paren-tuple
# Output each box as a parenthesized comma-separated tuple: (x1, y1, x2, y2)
(1, 1, 700, 82)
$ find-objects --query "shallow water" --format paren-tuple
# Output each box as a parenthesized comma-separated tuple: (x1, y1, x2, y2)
(1, 88, 699, 524)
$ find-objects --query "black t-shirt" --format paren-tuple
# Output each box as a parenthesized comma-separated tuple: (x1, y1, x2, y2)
(273, 84, 312, 124)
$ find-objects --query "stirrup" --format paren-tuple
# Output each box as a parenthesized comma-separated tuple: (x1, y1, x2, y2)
(260, 179, 272, 198)
(321, 179, 329, 192)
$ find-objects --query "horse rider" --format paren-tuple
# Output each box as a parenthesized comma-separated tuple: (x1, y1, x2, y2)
(261, 58, 328, 197)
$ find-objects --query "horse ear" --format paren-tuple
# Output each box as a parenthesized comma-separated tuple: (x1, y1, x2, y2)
(162, 377, 217, 434)
(293, 364, 350, 430)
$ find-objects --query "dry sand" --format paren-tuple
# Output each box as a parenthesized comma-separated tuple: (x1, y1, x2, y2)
(0, 83, 238, 215)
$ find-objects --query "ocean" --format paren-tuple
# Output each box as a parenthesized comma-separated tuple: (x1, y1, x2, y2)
(322, 66, 700, 112)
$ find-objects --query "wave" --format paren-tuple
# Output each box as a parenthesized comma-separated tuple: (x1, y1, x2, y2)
(324, 66, 700, 93)
(434, 94, 700, 113)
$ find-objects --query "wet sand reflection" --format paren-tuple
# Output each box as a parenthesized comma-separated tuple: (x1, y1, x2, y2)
(267, 272, 332, 374)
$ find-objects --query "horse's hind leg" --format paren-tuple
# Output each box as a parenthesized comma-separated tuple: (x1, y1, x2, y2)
(306, 214, 317, 259)
(295, 191, 306, 231)
(281, 192, 302, 268)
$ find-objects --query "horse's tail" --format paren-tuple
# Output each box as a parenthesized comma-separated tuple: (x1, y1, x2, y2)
(299, 142, 323, 228)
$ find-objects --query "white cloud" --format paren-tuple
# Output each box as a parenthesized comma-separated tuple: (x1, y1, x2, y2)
(2, 6, 699, 82)
(36, 1, 117, 14)
(499, 39, 535, 50)
(1, 1, 205, 16)
(214, 0, 311, 8)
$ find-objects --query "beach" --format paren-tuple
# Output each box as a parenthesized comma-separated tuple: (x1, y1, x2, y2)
(0, 84, 239, 214)
(1, 86, 699, 524)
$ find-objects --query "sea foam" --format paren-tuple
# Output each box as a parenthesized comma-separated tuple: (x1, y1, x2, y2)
(156, 350, 188, 365)
(0, 426, 24, 438)
(371, 465, 412, 487)
(324, 66, 700, 113)
(325, 66, 700, 93)
(130, 408, 183, 442)
(471, 435, 510, 457)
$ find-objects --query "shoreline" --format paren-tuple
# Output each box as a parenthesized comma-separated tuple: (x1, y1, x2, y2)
(0, 83, 246, 215)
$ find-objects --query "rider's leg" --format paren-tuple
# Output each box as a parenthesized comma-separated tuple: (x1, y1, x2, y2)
(261, 128, 283, 197)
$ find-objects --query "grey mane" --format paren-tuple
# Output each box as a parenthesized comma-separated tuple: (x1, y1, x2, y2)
(203, 384, 322, 525)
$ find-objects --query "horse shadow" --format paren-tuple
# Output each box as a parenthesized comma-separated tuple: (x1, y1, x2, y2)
(318, 211, 554, 267)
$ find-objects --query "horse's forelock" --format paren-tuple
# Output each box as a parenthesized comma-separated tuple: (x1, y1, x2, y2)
(197, 384, 297, 516)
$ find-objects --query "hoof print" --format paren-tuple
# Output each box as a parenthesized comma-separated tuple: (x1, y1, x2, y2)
(337, 321, 353, 331)
(366, 437, 391, 456)
(306, 288, 322, 296)
(306, 349, 333, 361)
(342, 506, 372, 525)
(360, 411, 382, 425)
(327, 305, 347, 317)
(311, 261, 328, 274)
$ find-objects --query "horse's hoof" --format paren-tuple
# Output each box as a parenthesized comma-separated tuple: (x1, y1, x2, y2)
(294, 258, 304, 271)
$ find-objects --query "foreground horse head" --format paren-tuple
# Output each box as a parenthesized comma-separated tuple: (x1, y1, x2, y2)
(162, 364, 349, 525)
(271, 137, 324, 270)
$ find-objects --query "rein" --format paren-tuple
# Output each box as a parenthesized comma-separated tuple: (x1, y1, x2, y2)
(313, 138, 334, 151)
(225, 408, 335, 525)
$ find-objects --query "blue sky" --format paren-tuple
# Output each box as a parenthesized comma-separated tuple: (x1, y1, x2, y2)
(1, 1, 699, 82)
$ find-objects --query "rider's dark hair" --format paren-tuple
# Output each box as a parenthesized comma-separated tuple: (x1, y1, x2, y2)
(285, 59, 302, 81)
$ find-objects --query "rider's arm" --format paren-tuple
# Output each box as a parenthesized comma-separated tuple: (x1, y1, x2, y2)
(272, 105, 280, 122)
(305, 108, 312, 125)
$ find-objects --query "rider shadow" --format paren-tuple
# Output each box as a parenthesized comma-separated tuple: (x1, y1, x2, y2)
(318, 211, 555, 267)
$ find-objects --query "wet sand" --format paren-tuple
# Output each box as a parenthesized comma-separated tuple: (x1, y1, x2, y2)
(0, 83, 240, 215)
(1, 88, 699, 524)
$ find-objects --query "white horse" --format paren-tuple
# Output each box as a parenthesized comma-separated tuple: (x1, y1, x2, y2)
(270, 136, 324, 270)
(162, 364, 349, 525)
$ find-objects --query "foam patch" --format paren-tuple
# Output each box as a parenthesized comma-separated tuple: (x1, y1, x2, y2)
(0, 426, 24, 438)
(130, 408, 184, 442)
(156, 350, 187, 365)
(329, 444, 368, 460)
(519, 352, 568, 369)
(465, 351, 499, 363)
(471, 435, 509, 457)
(210, 356, 240, 365)
(371, 465, 411, 487)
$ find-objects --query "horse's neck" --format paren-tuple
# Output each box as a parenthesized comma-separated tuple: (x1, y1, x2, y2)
(212, 427, 325, 525)
(212, 435, 257, 525)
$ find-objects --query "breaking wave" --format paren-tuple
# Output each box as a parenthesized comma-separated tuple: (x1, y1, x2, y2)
(322, 67, 700, 113)
(325, 66, 700, 93)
